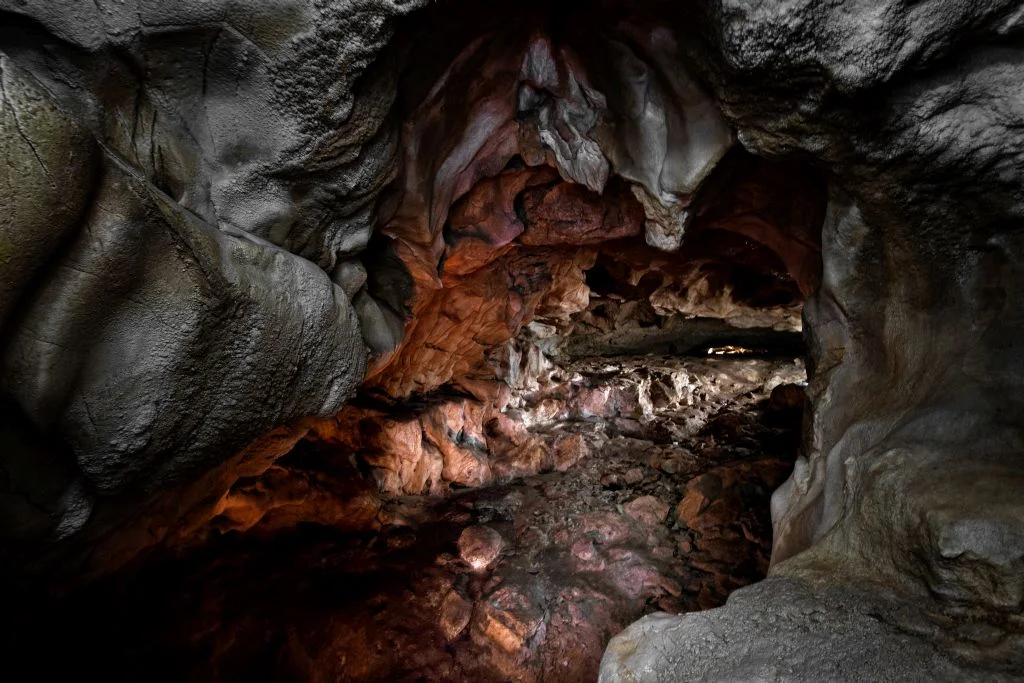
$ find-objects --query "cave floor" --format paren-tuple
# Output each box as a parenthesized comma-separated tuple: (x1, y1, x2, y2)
(17, 356, 804, 683)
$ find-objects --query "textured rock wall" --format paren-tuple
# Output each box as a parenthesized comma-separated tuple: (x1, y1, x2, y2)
(602, 0, 1024, 679)
(3, 0, 1022, 679)
(0, 0, 819, 580)
(0, 0, 432, 565)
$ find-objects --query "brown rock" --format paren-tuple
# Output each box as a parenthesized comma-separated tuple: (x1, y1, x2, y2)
(470, 585, 543, 654)
(422, 400, 492, 488)
(458, 525, 505, 571)
(553, 433, 588, 472)
(448, 166, 558, 249)
(623, 467, 646, 485)
(518, 180, 644, 246)
(439, 590, 474, 641)
(768, 382, 805, 412)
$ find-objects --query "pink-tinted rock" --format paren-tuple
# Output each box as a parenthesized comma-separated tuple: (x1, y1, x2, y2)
(458, 525, 505, 571)
(623, 495, 671, 529)
(578, 512, 634, 546)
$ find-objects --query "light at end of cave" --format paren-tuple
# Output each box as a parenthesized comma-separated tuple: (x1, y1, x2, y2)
(706, 346, 757, 356)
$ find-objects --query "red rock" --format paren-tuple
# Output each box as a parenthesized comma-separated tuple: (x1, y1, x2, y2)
(518, 180, 644, 246)
(578, 512, 634, 546)
(491, 437, 551, 479)
(421, 400, 492, 488)
(573, 386, 614, 419)
(470, 585, 543, 654)
(448, 166, 559, 249)
(358, 417, 443, 495)
(364, 247, 598, 399)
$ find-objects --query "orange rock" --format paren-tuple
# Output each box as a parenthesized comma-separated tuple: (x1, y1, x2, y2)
(470, 585, 543, 655)
(553, 433, 588, 472)
(422, 400, 492, 487)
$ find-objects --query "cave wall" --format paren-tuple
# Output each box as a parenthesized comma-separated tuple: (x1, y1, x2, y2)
(0, 0, 432, 566)
(0, 0, 1022, 679)
(602, 0, 1024, 679)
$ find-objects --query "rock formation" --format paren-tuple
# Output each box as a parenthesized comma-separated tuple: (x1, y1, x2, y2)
(0, 0, 1022, 680)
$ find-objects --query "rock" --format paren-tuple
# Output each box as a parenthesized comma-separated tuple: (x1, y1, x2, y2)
(457, 525, 505, 571)
(439, 590, 473, 641)
(331, 259, 368, 299)
(0, 0, 406, 559)
(622, 495, 670, 529)
(518, 181, 644, 246)
(3, 1, 1023, 681)
(552, 433, 588, 472)
(623, 468, 645, 485)
(469, 584, 545, 678)
(600, 578, 1019, 683)
(448, 166, 558, 251)
(767, 382, 805, 413)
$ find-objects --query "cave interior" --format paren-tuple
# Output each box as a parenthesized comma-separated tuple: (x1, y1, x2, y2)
(1, 0, 1023, 681)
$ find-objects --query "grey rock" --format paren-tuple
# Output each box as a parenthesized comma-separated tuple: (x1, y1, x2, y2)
(590, 27, 733, 251)
(600, 577, 1024, 682)
(517, 36, 610, 193)
(2, 154, 367, 496)
(0, 55, 98, 325)
(602, 0, 1024, 678)
(332, 259, 368, 299)
(0, 0, 427, 554)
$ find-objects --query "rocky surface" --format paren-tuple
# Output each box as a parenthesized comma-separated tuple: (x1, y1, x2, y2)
(601, 577, 1024, 683)
(7, 357, 804, 682)
(602, 0, 1024, 679)
(0, 0, 421, 566)
(0, 0, 821, 574)
(1, 0, 1022, 680)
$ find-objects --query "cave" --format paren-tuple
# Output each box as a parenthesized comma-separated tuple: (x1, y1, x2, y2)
(1, 1, 1023, 681)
